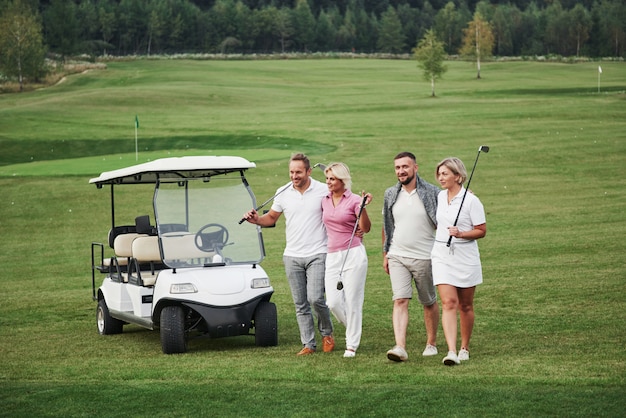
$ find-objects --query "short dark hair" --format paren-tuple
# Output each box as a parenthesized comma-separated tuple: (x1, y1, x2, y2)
(394, 152, 416, 162)
(290, 153, 311, 170)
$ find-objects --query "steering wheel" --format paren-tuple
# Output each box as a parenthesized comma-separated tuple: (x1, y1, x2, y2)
(194, 223, 229, 252)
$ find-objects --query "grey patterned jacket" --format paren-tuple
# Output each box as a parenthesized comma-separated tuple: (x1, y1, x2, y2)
(382, 175, 440, 253)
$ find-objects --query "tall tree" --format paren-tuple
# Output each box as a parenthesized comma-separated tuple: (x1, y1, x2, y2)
(146, 7, 164, 55)
(275, 6, 293, 52)
(594, 0, 626, 57)
(0, 0, 46, 91)
(314, 9, 337, 51)
(337, 3, 356, 51)
(43, 0, 79, 59)
(76, 0, 99, 54)
(97, 0, 117, 56)
(291, 0, 316, 52)
(413, 29, 447, 97)
(543, 1, 568, 55)
(397, 3, 424, 53)
(377, 5, 405, 53)
(568, 3, 591, 57)
(434, 1, 461, 54)
(459, 12, 494, 79)
(254, 5, 279, 52)
(491, 4, 516, 56)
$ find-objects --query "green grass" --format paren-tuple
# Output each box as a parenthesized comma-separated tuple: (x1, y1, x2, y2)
(0, 59, 625, 417)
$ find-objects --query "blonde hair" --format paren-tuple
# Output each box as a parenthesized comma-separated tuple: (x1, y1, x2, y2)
(436, 157, 467, 185)
(325, 162, 352, 191)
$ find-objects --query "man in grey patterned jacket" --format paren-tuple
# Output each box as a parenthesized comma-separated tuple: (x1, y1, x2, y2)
(382, 152, 440, 362)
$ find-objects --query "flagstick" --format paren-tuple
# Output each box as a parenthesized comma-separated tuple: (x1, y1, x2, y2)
(135, 124, 138, 161)
(598, 66, 602, 94)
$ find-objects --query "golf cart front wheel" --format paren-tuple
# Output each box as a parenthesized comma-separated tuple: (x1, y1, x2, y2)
(254, 301, 278, 347)
(160, 305, 188, 354)
(97, 299, 123, 335)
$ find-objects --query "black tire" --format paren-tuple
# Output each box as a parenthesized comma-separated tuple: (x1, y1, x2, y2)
(254, 301, 278, 347)
(160, 305, 187, 354)
(97, 299, 123, 335)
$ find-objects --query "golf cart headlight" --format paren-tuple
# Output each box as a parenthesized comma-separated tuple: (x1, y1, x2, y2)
(251, 277, 270, 289)
(170, 283, 198, 294)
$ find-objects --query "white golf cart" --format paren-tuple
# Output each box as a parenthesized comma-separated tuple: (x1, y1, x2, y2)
(90, 156, 277, 354)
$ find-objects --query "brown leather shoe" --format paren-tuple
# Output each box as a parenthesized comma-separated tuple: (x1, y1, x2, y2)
(322, 336, 335, 353)
(297, 347, 315, 356)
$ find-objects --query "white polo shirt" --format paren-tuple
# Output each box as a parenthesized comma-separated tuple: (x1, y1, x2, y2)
(388, 188, 435, 260)
(271, 178, 328, 257)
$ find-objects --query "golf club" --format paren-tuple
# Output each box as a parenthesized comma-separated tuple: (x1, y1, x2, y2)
(337, 193, 368, 290)
(313, 163, 326, 171)
(238, 182, 292, 224)
(446, 145, 490, 247)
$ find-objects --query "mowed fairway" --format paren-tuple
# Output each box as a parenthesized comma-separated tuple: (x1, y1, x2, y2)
(0, 59, 624, 417)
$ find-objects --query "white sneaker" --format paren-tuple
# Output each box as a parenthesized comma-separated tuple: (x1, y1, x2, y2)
(422, 344, 438, 356)
(343, 349, 356, 358)
(458, 348, 470, 361)
(443, 351, 460, 366)
(386, 345, 408, 362)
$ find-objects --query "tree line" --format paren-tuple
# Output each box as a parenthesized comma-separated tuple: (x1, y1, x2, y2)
(1, 0, 625, 89)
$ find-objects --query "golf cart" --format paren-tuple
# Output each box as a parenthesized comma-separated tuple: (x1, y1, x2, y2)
(89, 156, 277, 354)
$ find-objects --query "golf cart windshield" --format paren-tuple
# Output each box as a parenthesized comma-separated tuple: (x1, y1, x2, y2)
(155, 176, 264, 268)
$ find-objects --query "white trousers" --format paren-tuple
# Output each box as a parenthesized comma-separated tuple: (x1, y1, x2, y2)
(325, 244, 368, 351)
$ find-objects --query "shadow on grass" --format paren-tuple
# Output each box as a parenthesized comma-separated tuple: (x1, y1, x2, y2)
(1, 380, 622, 417)
(482, 85, 626, 96)
(0, 135, 336, 166)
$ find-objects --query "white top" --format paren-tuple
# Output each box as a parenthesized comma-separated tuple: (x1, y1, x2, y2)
(271, 178, 328, 257)
(387, 188, 435, 259)
(435, 188, 486, 243)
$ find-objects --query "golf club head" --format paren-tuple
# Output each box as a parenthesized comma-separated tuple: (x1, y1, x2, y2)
(313, 163, 327, 171)
(479, 145, 490, 153)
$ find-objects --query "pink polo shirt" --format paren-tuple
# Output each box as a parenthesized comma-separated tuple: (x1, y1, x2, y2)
(322, 190, 363, 253)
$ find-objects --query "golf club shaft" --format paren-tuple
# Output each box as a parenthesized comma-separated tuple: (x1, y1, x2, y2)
(239, 182, 292, 224)
(338, 194, 368, 287)
(446, 147, 488, 247)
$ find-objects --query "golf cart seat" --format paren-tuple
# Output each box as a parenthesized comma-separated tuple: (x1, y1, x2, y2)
(135, 214, 157, 236)
(100, 216, 155, 270)
(108, 225, 137, 248)
(100, 232, 147, 279)
(160, 233, 214, 265)
(129, 235, 163, 286)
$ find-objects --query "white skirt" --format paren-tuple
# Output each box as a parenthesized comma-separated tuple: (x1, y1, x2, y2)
(431, 241, 483, 288)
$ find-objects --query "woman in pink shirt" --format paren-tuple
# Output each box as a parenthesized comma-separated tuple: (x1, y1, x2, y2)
(322, 163, 372, 358)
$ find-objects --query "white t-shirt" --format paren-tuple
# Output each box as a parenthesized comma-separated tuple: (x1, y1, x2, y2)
(387, 189, 435, 259)
(271, 178, 328, 257)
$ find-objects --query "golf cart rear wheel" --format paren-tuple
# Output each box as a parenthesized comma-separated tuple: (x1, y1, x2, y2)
(97, 300, 123, 335)
(160, 305, 188, 354)
(254, 301, 278, 347)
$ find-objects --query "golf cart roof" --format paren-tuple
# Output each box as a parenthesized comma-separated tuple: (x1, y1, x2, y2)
(89, 156, 256, 186)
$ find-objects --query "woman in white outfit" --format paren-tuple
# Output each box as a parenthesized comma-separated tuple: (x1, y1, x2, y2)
(431, 157, 486, 366)
(321, 163, 372, 358)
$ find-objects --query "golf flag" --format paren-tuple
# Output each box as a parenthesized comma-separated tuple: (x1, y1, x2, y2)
(135, 115, 139, 129)
(598, 66, 602, 74)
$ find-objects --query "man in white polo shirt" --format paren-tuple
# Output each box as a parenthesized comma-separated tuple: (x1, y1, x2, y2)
(243, 153, 335, 356)
(382, 152, 440, 362)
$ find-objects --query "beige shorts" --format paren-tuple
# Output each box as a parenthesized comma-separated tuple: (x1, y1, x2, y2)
(387, 254, 437, 306)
